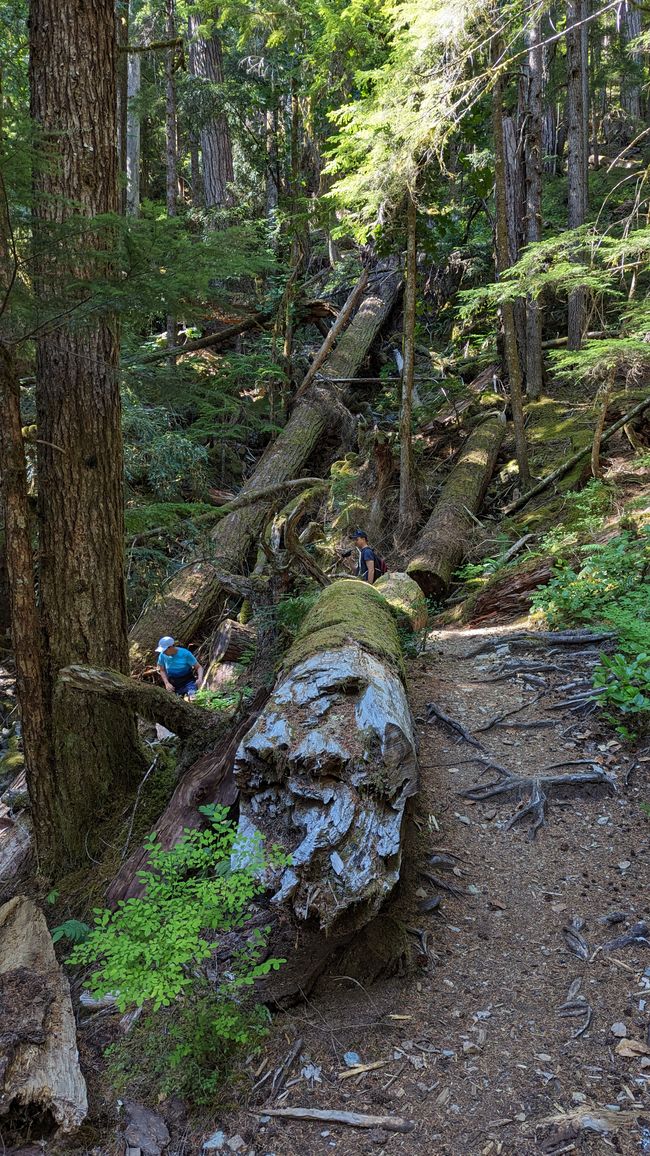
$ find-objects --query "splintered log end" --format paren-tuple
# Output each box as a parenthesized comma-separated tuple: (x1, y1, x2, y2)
(0, 897, 87, 1143)
(405, 560, 447, 602)
(376, 571, 429, 630)
(232, 580, 417, 999)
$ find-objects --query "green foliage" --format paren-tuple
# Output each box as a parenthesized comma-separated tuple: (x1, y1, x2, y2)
(194, 686, 252, 712)
(123, 390, 208, 501)
(275, 589, 321, 642)
(532, 527, 650, 733)
(70, 806, 287, 1013)
(51, 918, 91, 945)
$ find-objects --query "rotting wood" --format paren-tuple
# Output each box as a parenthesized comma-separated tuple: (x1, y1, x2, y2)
(375, 572, 428, 632)
(107, 689, 269, 904)
(232, 579, 417, 1001)
(129, 262, 402, 670)
(502, 392, 650, 515)
(212, 477, 326, 517)
(0, 896, 87, 1139)
(210, 618, 256, 664)
(406, 415, 506, 600)
(253, 1108, 416, 1133)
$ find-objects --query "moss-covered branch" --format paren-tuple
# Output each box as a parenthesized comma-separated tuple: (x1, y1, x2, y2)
(57, 665, 213, 738)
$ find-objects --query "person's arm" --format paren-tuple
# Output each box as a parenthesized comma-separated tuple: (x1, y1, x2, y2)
(193, 662, 204, 687)
(366, 556, 375, 584)
(157, 661, 174, 693)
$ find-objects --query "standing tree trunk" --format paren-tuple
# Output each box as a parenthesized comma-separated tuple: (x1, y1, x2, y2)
(116, 0, 129, 214)
(398, 191, 419, 538)
(165, 0, 177, 356)
(524, 6, 544, 399)
(621, 0, 642, 122)
(492, 37, 531, 489)
(125, 4, 141, 218)
(188, 7, 234, 208)
(566, 0, 588, 350)
(29, 0, 146, 869)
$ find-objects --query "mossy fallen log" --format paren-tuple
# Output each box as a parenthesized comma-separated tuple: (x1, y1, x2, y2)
(0, 896, 87, 1141)
(233, 579, 418, 1001)
(128, 263, 402, 671)
(375, 572, 428, 632)
(406, 415, 505, 600)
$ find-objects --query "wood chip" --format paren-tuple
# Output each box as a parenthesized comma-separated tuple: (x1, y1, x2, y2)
(338, 1060, 389, 1080)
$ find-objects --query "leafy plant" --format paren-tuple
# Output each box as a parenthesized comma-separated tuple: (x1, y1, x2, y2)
(51, 918, 91, 945)
(70, 805, 287, 1011)
(194, 686, 252, 712)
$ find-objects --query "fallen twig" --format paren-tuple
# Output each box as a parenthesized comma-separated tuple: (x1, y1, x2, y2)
(253, 1107, 416, 1133)
(268, 1037, 304, 1100)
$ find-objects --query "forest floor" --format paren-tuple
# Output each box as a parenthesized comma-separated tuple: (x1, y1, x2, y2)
(212, 620, 650, 1156)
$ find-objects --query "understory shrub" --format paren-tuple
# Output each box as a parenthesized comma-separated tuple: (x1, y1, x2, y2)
(70, 806, 287, 1100)
(531, 526, 650, 734)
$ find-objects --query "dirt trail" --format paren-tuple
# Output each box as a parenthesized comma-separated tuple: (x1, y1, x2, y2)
(232, 623, 650, 1156)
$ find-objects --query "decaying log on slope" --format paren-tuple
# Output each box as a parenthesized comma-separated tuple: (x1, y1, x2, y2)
(129, 263, 402, 671)
(107, 689, 269, 905)
(210, 618, 256, 664)
(233, 579, 418, 1002)
(0, 896, 87, 1140)
(375, 571, 428, 632)
(406, 415, 505, 600)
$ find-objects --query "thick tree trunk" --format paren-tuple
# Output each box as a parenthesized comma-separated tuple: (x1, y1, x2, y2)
(406, 416, 506, 599)
(566, 0, 588, 349)
(165, 0, 177, 356)
(129, 263, 402, 668)
(375, 572, 428, 632)
(492, 52, 531, 489)
(398, 192, 419, 538)
(188, 9, 234, 208)
(210, 618, 255, 663)
(30, 0, 146, 868)
(524, 8, 544, 400)
(233, 580, 417, 1001)
(0, 896, 87, 1141)
(621, 0, 642, 121)
(125, 9, 141, 218)
(116, 0, 129, 214)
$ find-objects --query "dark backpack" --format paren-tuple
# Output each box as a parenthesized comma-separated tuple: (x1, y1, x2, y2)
(373, 551, 388, 576)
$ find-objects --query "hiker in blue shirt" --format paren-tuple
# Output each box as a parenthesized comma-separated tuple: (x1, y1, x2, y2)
(156, 636, 204, 699)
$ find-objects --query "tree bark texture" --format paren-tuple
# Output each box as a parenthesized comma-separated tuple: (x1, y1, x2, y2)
(566, 0, 588, 349)
(406, 416, 506, 599)
(30, 0, 146, 867)
(0, 344, 54, 850)
(398, 192, 418, 537)
(188, 9, 234, 208)
(210, 618, 255, 663)
(0, 896, 87, 1139)
(116, 0, 129, 214)
(233, 580, 418, 1002)
(621, 0, 642, 121)
(492, 49, 531, 489)
(128, 263, 402, 668)
(165, 0, 178, 218)
(524, 9, 544, 400)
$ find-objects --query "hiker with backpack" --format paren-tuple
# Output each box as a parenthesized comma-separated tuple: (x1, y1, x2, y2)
(351, 529, 387, 584)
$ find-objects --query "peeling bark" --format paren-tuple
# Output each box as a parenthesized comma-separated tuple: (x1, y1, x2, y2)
(406, 416, 506, 600)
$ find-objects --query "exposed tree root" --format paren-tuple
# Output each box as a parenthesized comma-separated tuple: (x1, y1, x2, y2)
(426, 701, 484, 749)
(459, 759, 616, 839)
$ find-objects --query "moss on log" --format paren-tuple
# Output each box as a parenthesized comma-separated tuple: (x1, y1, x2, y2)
(128, 264, 402, 671)
(284, 578, 403, 672)
(375, 572, 428, 632)
(406, 415, 505, 600)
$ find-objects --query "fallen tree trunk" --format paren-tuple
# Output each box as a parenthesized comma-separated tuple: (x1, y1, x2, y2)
(233, 579, 418, 1002)
(107, 688, 269, 905)
(129, 263, 402, 670)
(0, 896, 87, 1141)
(375, 571, 428, 632)
(210, 618, 256, 664)
(406, 415, 506, 600)
(58, 664, 212, 739)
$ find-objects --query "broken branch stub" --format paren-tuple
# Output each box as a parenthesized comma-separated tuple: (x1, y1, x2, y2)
(406, 415, 505, 600)
(0, 896, 87, 1141)
(233, 579, 418, 999)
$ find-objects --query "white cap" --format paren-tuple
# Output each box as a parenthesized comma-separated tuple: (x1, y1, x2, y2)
(156, 635, 175, 653)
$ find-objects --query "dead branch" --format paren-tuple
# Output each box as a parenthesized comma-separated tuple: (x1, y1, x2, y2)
(126, 312, 271, 366)
(58, 665, 211, 738)
(253, 1108, 416, 1133)
(213, 478, 327, 517)
(292, 269, 369, 403)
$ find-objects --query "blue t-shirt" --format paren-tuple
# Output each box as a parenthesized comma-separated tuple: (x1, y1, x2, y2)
(157, 647, 198, 680)
(357, 546, 375, 580)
